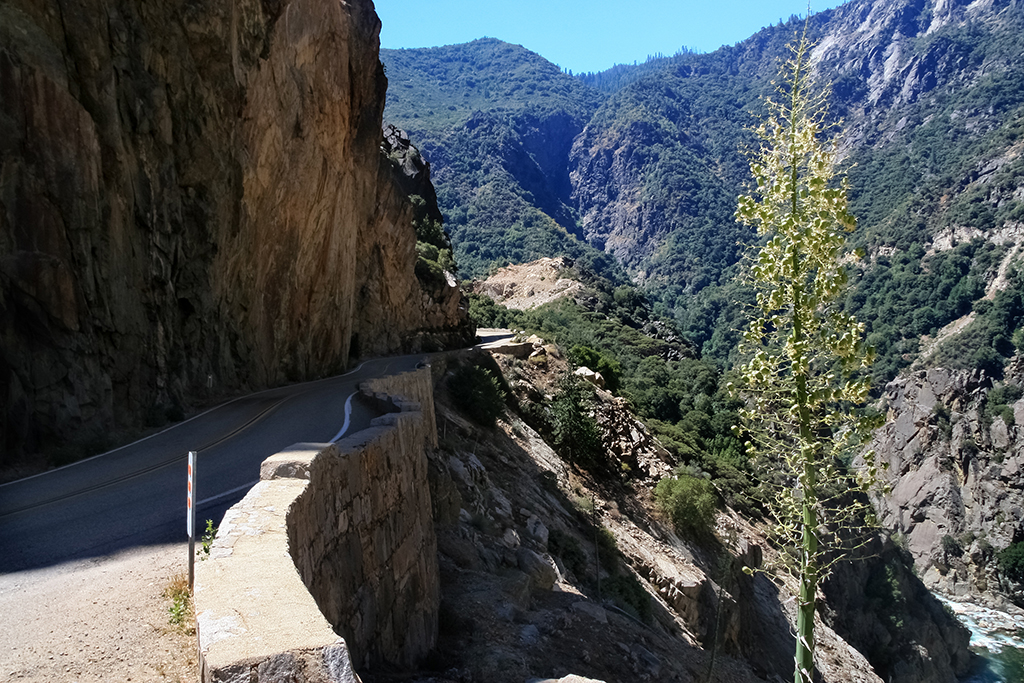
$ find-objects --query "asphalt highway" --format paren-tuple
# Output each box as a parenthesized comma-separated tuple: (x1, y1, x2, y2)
(0, 330, 512, 575)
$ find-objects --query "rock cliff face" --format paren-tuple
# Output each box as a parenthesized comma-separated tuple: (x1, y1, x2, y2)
(0, 0, 470, 465)
(868, 362, 1024, 605)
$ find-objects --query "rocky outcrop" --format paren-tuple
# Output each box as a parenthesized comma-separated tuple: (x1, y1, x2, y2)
(469, 257, 585, 311)
(810, 0, 1020, 148)
(822, 538, 973, 683)
(0, 0, 469, 465)
(868, 364, 1024, 606)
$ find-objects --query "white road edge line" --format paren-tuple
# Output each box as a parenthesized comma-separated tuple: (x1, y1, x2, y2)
(197, 481, 260, 507)
(196, 388, 355, 508)
(330, 392, 357, 443)
(1, 361, 373, 489)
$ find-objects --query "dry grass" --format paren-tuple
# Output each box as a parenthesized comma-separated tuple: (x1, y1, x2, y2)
(163, 573, 195, 636)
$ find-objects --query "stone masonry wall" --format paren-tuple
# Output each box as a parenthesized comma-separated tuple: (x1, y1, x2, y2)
(195, 367, 439, 680)
(288, 367, 439, 669)
(362, 366, 438, 446)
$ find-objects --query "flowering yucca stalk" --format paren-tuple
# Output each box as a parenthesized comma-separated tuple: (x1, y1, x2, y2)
(732, 33, 885, 683)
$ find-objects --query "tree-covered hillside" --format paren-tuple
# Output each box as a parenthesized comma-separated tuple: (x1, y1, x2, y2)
(382, 39, 613, 279)
(384, 0, 1024, 384)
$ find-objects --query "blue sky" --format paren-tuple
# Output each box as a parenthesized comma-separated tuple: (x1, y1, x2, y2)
(376, 0, 848, 74)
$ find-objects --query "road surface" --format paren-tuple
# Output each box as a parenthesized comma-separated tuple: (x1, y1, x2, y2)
(0, 329, 513, 575)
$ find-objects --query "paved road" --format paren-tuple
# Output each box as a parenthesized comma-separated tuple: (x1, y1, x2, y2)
(0, 330, 513, 575)
(0, 355, 410, 574)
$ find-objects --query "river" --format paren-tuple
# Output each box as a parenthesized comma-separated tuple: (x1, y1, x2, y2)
(940, 598, 1024, 682)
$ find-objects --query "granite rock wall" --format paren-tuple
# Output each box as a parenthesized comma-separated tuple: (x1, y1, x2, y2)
(0, 0, 468, 465)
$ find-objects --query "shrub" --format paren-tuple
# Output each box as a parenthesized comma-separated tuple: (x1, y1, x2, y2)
(548, 528, 586, 579)
(931, 402, 953, 439)
(654, 472, 718, 538)
(447, 365, 506, 426)
(596, 526, 619, 573)
(567, 344, 621, 392)
(941, 534, 963, 562)
(997, 542, 1024, 584)
(603, 573, 652, 623)
(551, 374, 603, 467)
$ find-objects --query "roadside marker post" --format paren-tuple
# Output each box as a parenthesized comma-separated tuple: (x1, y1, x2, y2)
(187, 450, 196, 591)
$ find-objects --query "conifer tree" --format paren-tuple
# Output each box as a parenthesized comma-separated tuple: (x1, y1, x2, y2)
(732, 34, 884, 683)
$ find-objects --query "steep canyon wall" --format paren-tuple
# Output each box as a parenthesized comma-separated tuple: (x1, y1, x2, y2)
(0, 0, 469, 465)
(869, 363, 1024, 604)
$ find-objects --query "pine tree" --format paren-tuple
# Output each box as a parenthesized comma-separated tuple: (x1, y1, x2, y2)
(732, 34, 885, 683)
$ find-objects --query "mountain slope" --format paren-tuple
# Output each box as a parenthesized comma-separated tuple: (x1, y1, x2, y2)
(382, 39, 617, 279)
(386, 0, 1024, 378)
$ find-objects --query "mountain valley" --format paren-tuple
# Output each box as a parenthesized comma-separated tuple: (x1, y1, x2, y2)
(2, 0, 1024, 681)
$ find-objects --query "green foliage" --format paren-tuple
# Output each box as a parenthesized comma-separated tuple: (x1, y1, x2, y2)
(845, 240, 1000, 386)
(408, 193, 458, 287)
(602, 573, 652, 623)
(985, 382, 1023, 427)
(507, 291, 749, 502)
(385, 9, 1024, 381)
(383, 39, 602, 131)
(997, 542, 1024, 584)
(382, 39, 612, 281)
(415, 242, 449, 289)
(941, 534, 963, 563)
(929, 265, 1024, 378)
(567, 344, 621, 392)
(548, 528, 586, 579)
(574, 47, 698, 94)
(448, 365, 507, 427)
(654, 472, 718, 538)
(733, 36, 882, 683)
(550, 373, 602, 467)
(931, 402, 953, 439)
(465, 292, 525, 329)
(595, 526, 619, 572)
(164, 576, 193, 631)
(168, 591, 188, 626)
(198, 519, 217, 559)
(865, 562, 907, 631)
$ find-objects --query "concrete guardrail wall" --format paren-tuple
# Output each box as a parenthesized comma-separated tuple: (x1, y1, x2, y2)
(195, 367, 439, 682)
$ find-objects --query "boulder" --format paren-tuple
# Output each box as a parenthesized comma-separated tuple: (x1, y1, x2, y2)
(517, 548, 557, 590)
(574, 366, 605, 389)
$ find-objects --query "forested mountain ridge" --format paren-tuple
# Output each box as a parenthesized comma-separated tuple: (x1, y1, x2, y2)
(384, 1, 1024, 621)
(384, 0, 1024, 383)
(382, 39, 619, 279)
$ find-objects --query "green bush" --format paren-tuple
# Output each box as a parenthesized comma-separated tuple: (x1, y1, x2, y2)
(548, 528, 586, 579)
(603, 573, 652, 623)
(997, 541, 1024, 584)
(654, 472, 718, 538)
(941, 534, 963, 562)
(415, 249, 447, 289)
(551, 373, 603, 467)
(567, 344, 622, 392)
(447, 365, 506, 426)
(466, 292, 524, 329)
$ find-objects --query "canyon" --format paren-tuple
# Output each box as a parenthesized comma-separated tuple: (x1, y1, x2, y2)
(3, 0, 1023, 681)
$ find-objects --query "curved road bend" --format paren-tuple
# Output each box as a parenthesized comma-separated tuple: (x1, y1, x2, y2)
(0, 329, 514, 576)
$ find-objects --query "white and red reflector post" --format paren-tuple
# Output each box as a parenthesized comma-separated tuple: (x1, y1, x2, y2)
(187, 450, 196, 590)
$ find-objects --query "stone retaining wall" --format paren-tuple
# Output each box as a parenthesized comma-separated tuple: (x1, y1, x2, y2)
(195, 367, 439, 680)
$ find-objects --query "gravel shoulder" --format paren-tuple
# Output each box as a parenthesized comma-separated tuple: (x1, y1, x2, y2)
(1, 542, 198, 682)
